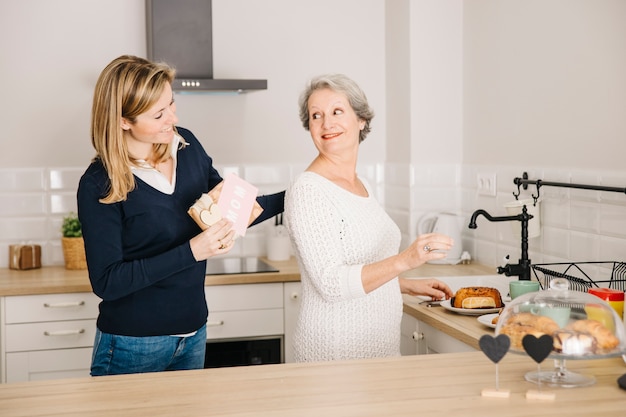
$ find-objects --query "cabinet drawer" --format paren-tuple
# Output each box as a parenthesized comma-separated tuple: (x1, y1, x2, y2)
(206, 309, 283, 340)
(6, 348, 93, 383)
(5, 319, 97, 352)
(5, 292, 100, 324)
(205, 283, 283, 312)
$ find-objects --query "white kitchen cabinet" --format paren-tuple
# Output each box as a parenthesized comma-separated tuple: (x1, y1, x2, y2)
(419, 321, 475, 354)
(204, 283, 284, 341)
(6, 348, 93, 382)
(1, 292, 100, 383)
(0, 282, 299, 383)
(400, 313, 475, 355)
(400, 313, 425, 355)
(283, 281, 301, 363)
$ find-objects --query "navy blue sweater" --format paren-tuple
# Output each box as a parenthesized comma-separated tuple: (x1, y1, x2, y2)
(77, 127, 284, 336)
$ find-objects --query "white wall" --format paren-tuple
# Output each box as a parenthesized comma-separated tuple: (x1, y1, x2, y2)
(0, 0, 387, 267)
(463, 0, 626, 170)
(0, 0, 387, 168)
(460, 0, 626, 274)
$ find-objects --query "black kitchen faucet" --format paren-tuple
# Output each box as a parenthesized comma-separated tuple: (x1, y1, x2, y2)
(468, 205, 533, 281)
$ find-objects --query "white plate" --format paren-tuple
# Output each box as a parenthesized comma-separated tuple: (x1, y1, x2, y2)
(477, 313, 500, 329)
(440, 299, 502, 316)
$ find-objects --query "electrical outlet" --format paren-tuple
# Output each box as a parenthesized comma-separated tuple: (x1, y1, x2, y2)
(477, 173, 497, 196)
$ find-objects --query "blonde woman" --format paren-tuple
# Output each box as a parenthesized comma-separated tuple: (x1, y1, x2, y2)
(78, 55, 284, 376)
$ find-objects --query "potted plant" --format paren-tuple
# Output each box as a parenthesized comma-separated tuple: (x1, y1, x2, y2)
(61, 212, 87, 270)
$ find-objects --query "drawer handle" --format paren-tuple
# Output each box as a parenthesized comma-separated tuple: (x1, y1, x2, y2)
(290, 293, 299, 300)
(44, 329, 86, 336)
(207, 320, 224, 327)
(43, 301, 86, 308)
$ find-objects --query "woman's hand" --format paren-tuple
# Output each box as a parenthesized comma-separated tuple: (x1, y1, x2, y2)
(396, 232, 454, 271)
(399, 277, 454, 300)
(361, 232, 455, 294)
(189, 219, 237, 261)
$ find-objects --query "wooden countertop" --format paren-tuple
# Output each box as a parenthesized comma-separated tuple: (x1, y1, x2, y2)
(401, 262, 499, 350)
(1, 351, 624, 416)
(402, 295, 493, 350)
(0, 257, 301, 296)
(0, 259, 493, 297)
(0, 259, 498, 350)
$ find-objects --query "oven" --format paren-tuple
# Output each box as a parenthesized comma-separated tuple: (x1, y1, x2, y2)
(204, 336, 282, 368)
(204, 257, 284, 368)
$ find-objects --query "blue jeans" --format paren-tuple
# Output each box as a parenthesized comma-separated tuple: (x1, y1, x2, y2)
(90, 324, 207, 376)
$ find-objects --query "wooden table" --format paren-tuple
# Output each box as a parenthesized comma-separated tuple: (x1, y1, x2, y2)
(1, 352, 625, 416)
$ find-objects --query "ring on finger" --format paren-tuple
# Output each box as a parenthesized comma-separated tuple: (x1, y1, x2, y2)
(423, 245, 432, 253)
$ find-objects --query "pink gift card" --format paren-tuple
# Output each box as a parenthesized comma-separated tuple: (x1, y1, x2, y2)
(217, 173, 259, 236)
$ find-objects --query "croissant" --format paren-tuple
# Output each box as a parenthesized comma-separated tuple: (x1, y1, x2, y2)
(567, 319, 619, 351)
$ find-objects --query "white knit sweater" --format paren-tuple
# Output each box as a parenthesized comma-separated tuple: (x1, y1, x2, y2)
(285, 172, 403, 362)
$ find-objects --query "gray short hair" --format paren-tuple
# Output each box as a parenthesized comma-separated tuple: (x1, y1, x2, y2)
(298, 74, 374, 143)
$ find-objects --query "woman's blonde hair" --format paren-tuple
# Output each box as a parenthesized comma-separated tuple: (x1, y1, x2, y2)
(91, 55, 177, 203)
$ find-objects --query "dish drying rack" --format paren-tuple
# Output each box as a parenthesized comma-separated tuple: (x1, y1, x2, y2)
(531, 261, 626, 292)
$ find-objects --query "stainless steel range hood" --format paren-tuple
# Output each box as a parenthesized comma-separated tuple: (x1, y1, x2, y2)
(146, 0, 267, 93)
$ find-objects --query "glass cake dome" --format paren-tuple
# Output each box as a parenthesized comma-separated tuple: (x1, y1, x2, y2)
(494, 278, 626, 387)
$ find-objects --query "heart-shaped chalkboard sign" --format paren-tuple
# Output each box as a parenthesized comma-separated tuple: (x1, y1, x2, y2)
(479, 334, 510, 364)
(522, 334, 553, 363)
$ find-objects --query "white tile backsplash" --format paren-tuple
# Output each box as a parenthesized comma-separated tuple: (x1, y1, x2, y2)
(243, 164, 292, 185)
(465, 165, 626, 272)
(0, 194, 48, 216)
(599, 204, 626, 238)
(570, 230, 600, 261)
(49, 168, 84, 191)
(49, 193, 78, 215)
(0, 168, 46, 191)
(570, 201, 599, 233)
(0, 217, 48, 241)
(2, 163, 625, 271)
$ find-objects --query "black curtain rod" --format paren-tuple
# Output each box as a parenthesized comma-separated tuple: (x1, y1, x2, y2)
(514, 172, 626, 195)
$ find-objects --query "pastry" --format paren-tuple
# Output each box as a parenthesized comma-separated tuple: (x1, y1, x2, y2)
(553, 330, 597, 355)
(451, 287, 503, 309)
(498, 312, 559, 349)
(500, 313, 620, 354)
(499, 323, 546, 349)
(567, 319, 620, 351)
(505, 312, 560, 334)
(491, 310, 503, 325)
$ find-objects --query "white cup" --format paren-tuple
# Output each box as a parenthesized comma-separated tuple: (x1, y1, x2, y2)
(504, 199, 541, 238)
(267, 226, 291, 261)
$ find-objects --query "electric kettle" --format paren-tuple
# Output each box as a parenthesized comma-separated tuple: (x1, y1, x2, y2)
(417, 212, 463, 264)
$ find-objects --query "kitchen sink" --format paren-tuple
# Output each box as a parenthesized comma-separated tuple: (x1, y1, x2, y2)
(205, 257, 279, 275)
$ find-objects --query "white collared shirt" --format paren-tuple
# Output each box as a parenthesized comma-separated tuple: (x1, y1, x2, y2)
(130, 134, 180, 194)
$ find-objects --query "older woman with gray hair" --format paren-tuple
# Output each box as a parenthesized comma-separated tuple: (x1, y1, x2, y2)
(285, 73, 455, 362)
